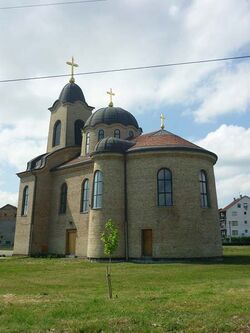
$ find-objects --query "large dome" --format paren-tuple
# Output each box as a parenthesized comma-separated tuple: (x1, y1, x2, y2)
(84, 106, 139, 129)
(58, 82, 86, 103)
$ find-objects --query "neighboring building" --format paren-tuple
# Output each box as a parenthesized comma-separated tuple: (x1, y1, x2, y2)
(0, 204, 17, 247)
(219, 195, 250, 238)
(13, 62, 222, 260)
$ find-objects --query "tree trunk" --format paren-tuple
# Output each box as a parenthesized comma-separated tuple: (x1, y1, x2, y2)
(106, 257, 112, 299)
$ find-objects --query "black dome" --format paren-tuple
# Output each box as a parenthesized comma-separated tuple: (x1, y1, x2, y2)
(58, 82, 86, 103)
(94, 137, 135, 154)
(85, 106, 139, 129)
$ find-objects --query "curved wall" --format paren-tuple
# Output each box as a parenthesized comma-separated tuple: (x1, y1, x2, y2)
(87, 154, 125, 258)
(126, 150, 222, 259)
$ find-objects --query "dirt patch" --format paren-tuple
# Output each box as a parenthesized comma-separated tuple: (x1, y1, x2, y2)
(2, 293, 50, 304)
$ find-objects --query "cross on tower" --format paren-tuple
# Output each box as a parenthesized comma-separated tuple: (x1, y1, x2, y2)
(107, 88, 115, 107)
(160, 113, 165, 130)
(66, 57, 79, 83)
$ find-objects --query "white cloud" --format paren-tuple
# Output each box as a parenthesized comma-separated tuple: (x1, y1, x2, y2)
(0, 192, 18, 208)
(0, 0, 250, 208)
(194, 63, 250, 122)
(196, 125, 250, 207)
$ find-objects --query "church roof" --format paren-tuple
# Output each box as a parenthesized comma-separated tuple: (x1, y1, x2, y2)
(58, 82, 86, 103)
(84, 106, 139, 129)
(127, 129, 217, 160)
(94, 137, 134, 154)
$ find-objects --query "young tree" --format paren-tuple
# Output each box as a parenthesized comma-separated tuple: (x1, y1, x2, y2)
(100, 219, 119, 299)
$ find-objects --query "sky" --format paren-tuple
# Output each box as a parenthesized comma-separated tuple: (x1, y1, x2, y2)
(0, 0, 250, 209)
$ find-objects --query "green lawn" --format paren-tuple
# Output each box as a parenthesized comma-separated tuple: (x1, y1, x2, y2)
(0, 247, 250, 333)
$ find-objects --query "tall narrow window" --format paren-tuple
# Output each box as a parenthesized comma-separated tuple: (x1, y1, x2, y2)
(53, 120, 61, 147)
(75, 120, 85, 146)
(93, 171, 103, 209)
(114, 129, 120, 138)
(98, 129, 104, 141)
(157, 168, 173, 206)
(59, 183, 67, 214)
(21, 186, 29, 216)
(199, 170, 209, 208)
(85, 132, 90, 155)
(81, 179, 89, 213)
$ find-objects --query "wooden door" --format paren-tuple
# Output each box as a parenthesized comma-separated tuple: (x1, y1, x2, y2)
(66, 229, 77, 255)
(142, 229, 152, 257)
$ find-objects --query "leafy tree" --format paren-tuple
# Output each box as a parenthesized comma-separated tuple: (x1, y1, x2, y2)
(101, 219, 119, 299)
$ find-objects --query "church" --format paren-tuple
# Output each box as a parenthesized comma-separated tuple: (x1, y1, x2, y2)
(13, 59, 222, 260)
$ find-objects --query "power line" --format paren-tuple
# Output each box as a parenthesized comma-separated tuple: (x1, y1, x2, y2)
(0, 55, 249, 84)
(0, 0, 106, 10)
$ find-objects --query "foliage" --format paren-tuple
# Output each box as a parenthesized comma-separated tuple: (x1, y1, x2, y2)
(0, 246, 250, 332)
(100, 219, 119, 257)
(223, 236, 250, 245)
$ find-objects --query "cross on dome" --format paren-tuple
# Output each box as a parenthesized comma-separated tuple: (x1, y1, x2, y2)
(107, 88, 115, 107)
(66, 57, 79, 83)
(160, 113, 165, 130)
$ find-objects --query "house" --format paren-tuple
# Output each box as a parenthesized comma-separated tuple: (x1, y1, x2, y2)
(0, 204, 17, 248)
(219, 195, 250, 238)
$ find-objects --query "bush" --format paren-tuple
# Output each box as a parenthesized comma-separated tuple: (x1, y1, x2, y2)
(223, 237, 250, 245)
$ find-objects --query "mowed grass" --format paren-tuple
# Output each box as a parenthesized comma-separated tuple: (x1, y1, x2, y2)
(0, 247, 250, 333)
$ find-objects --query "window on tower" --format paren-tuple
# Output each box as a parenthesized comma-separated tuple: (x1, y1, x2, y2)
(59, 183, 67, 214)
(75, 120, 85, 146)
(157, 168, 173, 206)
(81, 179, 89, 213)
(114, 129, 120, 138)
(92, 171, 103, 209)
(52, 120, 61, 147)
(21, 186, 29, 216)
(86, 132, 90, 155)
(199, 170, 209, 208)
(98, 129, 104, 141)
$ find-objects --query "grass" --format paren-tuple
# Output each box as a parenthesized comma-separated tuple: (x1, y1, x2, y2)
(0, 247, 250, 333)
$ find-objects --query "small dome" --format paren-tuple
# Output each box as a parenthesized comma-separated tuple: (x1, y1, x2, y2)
(94, 137, 135, 154)
(85, 106, 139, 129)
(58, 82, 86, 103)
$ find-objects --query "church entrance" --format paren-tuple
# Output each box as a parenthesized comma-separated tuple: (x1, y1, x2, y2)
(66, 229, 77, 255)
(142, 229, 152, 257)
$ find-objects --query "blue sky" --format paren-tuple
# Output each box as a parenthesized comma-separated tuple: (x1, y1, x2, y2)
(0, 0, 250, 208)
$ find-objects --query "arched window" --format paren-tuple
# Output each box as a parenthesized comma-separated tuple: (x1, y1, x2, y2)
(75, 120, 85, 146)
(59, 183, 67, 214)
(85, 132, 90, 154)
(92, 171, 103, 209)
(81, 179, 89, 213)
(98, 129, 104, 141)
(21, 186, 29, 216)
(53, 120, 61, 147)
(199, 170, 209, 208)
(114, 129, 120, 138)
(129, 130, 134, 138)
(157, 168, 173, 206)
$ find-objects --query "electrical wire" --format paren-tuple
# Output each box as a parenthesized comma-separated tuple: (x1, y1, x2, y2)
(0, 55, 249, 84)
(0, 0, 106, 10)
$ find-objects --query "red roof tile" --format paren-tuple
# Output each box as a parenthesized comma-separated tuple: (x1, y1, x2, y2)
(128, 130, 207, 151)
(55, 155, 92, 170)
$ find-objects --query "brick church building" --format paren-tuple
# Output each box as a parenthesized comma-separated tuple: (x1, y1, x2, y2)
(14, 60, 222, 259)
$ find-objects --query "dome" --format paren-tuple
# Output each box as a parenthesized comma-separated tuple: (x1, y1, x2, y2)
(94, 137, 135, 154)
(58, 82, 86, 103)
(85, 106, 139, 129)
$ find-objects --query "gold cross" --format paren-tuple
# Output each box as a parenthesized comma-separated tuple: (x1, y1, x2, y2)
(160, 113, 165, 129)
(66, 56, 79, 83)
(107, 88, 115, 107)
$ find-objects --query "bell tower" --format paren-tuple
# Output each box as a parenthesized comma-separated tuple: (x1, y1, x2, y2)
(46, 58, 94, 153)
